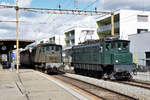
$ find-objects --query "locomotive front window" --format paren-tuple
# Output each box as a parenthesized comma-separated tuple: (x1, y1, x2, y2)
(111, 42, 115, 49)
(46, 46, 49, 51)
(42, 47, 45, 52)
(118, 42, 121, 48)
(106, 43, 110, 51)
(51, 46, 54, 50)
(56, 46, 59, 51)
(118, 42, 122, 51)
(123, 42, 128, 49)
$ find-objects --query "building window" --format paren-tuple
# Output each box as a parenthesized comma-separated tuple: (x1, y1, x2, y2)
(137, 29, 148, 34)
(137, 15, 148, 22)
(145, 52, 150, 67)
(71, 39, 75, 45)
(146, 52, 150, 58)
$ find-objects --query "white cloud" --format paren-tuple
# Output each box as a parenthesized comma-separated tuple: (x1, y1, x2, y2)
(99, 0, 150, 10)
(79, 0, 93, 3)
(0, 0, 32, 7)
(2, 12, 96, 41)
(17, 0, 32, 7)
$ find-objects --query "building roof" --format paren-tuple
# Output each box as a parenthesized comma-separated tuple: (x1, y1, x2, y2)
(128, 31, 150, 37)
(0, 39, 35, 54)
(64, 26, 96, 33)
(0, 39, 35, 42)
(96, 9, 150, 22)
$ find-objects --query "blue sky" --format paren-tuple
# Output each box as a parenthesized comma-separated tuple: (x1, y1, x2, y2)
(1, 0, 149, 11)
(31, 0, 74, 9)
(31, 0, 96, 10)
(0, 0, 97, 10)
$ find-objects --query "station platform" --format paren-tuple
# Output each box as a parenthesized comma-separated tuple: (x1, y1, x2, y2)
(0, 69, 95, 100)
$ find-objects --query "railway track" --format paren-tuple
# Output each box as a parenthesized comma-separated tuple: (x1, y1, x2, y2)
(63, 70, 150, 90)
(131, 79, 150, 86)
(114, 80, 150, 90)
(52, 74, 138, 100)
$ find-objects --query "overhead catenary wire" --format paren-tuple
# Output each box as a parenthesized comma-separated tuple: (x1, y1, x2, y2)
(52, 0, 102, 31)
(0, 3, 110, 41)
(0, 3, 109, 37)
(43, 0, 74, 30)
(40, 0, 73, 30)
(0, 4, 110, 28)
(65, 0, 74, 10)
(37, 0, 73, 33)
(0, 5, 110, 15)
(83, 0, 98, 10)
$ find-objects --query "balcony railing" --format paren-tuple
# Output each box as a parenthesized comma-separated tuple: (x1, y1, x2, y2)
(97, 22, 120, 33)
(65, 35, 75, 41)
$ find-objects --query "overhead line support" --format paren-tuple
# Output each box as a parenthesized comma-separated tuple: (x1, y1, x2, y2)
(15, 0, 19, 73)
(0, 5, 110, 15)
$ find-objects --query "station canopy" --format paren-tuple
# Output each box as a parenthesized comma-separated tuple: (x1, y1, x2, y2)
(0, 39, 35, 54)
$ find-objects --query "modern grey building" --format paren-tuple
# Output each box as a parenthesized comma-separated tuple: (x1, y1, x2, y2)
(97, 9, 150, 40)
(129, 32, 150, 69)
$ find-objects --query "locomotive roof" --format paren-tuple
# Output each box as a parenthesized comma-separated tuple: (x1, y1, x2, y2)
(34, 43, 62, 48)
(73, 42, 100, 49)
(105, 39, 130, 42)
(73, 39, 130, 49)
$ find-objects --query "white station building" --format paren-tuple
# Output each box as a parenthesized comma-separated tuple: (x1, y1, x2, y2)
(64, 26, 98, 49)
(40, 34, 65, 46)
(63, 26, 98, 66)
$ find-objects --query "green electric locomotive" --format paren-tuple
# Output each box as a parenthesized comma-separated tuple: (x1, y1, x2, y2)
(31, 43, 63, 73)
(72, 37, 136, 80)
(20, 43, 63, 73)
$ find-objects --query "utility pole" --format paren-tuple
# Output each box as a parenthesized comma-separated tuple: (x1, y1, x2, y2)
(15, 0, 19, 73)
(111, 10, 114, 36)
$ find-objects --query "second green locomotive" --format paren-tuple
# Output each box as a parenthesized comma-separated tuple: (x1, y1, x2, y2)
(20, 43, 63, 73)
(72, 37, 136, 80)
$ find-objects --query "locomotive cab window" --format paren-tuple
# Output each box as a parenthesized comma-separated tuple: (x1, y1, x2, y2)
(111, 42, 115, 49)
(123, 42, 129, 49)
(56, 46, 61, 51)
(118, 42, 121, 48)
(106, 43, 110, 51)
(118, 42, 122, 50)
(51, 46, 54, 50)
(42, 47, 45, 52)
(46, 46, 49, 51)
(56, 46, 59, 51)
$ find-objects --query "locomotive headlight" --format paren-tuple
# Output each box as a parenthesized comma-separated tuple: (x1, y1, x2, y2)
(116, 60, 119, 63)
(118, 48, 121, 50)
